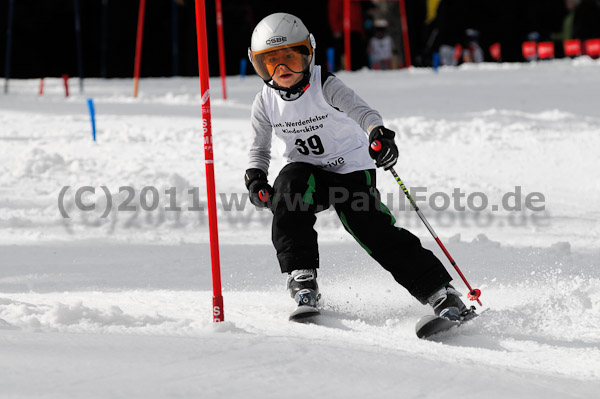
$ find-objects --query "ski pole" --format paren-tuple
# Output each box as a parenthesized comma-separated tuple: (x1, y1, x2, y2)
(371, 141, 482, 306)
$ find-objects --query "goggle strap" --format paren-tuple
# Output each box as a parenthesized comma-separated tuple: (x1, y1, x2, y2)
(250, 36, 313, 58)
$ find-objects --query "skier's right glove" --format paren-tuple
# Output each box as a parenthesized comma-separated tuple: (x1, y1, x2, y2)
(368, 126, 398, 170)
(244, 168, 274, 208)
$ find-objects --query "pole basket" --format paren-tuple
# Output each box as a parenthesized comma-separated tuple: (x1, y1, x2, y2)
(467, 289, 482, 302)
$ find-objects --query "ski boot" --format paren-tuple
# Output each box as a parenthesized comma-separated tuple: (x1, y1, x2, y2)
(428, 284, 477, 322)
(287, 269, 321, 321)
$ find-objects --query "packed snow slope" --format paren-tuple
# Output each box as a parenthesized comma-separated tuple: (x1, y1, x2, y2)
(1, 59, 599, 398)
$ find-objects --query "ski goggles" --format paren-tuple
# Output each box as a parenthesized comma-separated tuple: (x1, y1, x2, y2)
(249, 36, 314, 81)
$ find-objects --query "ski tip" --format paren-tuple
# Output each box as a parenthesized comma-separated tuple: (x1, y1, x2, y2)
(289, 306, 320, 322)
(415, 314, 460, 339)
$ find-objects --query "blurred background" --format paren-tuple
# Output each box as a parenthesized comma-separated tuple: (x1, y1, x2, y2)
(1, 0, 599, 79)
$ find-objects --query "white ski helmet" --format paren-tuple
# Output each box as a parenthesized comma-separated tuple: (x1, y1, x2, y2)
(248, 13, 316, 87)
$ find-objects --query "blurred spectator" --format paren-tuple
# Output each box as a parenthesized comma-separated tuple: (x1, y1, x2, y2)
(404, 0, 428, 67)
(423, 0, 442, 65)
(550, 0, 580, 42)
(328, 0, 376, 70)
(573, 0, 600, 40)
(525, 0, 567, 43)
(460, 28, 484, 63)
(435, 0, 468, 65)
(548, 0, 600, 55)
(426, 0, 483, 65)
(368, 19, 395, 69)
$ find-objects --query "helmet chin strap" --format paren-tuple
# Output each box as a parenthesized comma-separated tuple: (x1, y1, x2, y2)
(264, 71, 311, 101)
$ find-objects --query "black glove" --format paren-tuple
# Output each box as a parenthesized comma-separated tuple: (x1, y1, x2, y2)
(368, 126, 398, 170)
(244, 168, 274, 208)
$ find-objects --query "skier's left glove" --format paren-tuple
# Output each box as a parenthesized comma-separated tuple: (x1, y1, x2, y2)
(245, 168, 274, 208)
(368, 126, 398, 170)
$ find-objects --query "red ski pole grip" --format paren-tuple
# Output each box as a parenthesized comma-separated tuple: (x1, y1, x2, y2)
(258, 189, 269, 203)
(370, 140, 382, 152)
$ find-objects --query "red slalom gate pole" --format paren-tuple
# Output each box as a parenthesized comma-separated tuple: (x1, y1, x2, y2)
(215, 0, 227, 99)
(62, 74, 70, 97)
(398, 0, 412, 68)
(194, 0, 224, 322)
(343, 0, 351, 71)
(133, 0, 147, 98)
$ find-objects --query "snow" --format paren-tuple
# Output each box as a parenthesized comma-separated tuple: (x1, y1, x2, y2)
(1, 58, 600, 398)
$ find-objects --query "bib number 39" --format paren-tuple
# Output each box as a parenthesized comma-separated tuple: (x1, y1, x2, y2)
(295, 135, 324, 155)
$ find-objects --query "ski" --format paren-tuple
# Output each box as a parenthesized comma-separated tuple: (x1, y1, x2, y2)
(416, 307, 478, 339)
(415, 315, 460, 338)
(289, 305, 320, 322)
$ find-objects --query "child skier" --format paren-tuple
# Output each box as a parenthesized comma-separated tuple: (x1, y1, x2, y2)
(245, 12, 472, 322)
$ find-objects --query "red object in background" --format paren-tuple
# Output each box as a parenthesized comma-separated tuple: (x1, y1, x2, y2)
(330, 0, 366, 70)
(537, 42, 555, 59)
(133, 0, 147, 97)
(398, 0, 412, 68)
(584, 38, 600, 58)
(62, 74, 69, 97)
(454, 44, 463, 61)
(329, 0, 365, 37)
(564, 39, 582, 57)
(39, 78, 44, 95)
(343, 0, 351, 71)
(490, 42, 501, 61)
(215, 0, 227, 100)
(522, 41, 537, 60)
(337, 0, 411, 70)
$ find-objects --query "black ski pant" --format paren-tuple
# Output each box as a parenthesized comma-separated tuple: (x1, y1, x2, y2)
(271, 162, 452, 303)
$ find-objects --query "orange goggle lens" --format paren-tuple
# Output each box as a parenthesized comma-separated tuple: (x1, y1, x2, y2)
(266, 50, 306, 75)
(250, 38, 313, 80)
